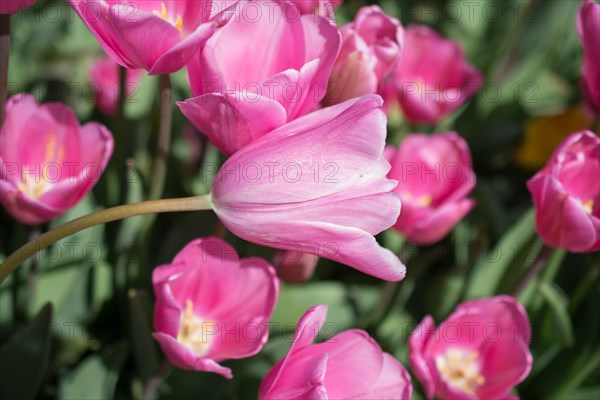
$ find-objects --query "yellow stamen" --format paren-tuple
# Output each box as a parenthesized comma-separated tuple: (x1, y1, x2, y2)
(153, 2, 183, 31)
(435, 348, 485, 396)
(582, 199, 594, 214)
(417, 194, 433, 207)
(177, 300, 213, 356)
(17, 134, 63, 200)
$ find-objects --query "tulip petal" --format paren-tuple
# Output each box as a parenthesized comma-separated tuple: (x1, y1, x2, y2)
(178, 93, 287, 156)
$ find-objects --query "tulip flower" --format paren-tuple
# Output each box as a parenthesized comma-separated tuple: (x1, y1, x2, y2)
(210, 95, 405, 281)
(88, 57, 143, 116)
(527, 130, 600, 252)
(179, 0, 341, 156)
(387, 132, 476, 245)
(152, 237, 279, 379)
(577, 0, 600, 114)
(385, 25, 482, 125)
(0, 94, 113, 225)
(410, 295, 533, 400)
(273, 249, 318, 284)
(0, 0, 36, 14)
(324, 5, 403, 105)
(68, 0, 231, 75)
(259, 304, 413, 399)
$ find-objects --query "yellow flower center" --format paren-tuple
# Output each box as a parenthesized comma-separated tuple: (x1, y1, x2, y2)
(403, 192, 433, 207)
(435, 348, 485, 396)
(581, 199, 594, 214)
(177, 300, 213, 356)
(153, 2, 182, 30)
(17, 135, 63, 200)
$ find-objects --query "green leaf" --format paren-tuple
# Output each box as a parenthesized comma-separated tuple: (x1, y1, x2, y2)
(270, 282, 353, 337)
(128, 289, 160, 380)
(464, 208, 536, 299)
(59, 342, 129, 400)
(539, 282, 574, 346)
(0, 303, 53, 399)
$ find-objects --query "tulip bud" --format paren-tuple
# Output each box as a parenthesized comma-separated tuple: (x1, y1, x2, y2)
(577, 0, 600, 114)
(273, 249, 318, 283)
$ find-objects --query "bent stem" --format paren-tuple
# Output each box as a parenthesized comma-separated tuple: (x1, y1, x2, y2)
(0, 195, 212, 285)
(0, 14, 11, 125)
(150, 74, 172, 201)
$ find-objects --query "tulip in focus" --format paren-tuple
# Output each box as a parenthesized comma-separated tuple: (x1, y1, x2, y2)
(387, 132, 476, 245)
(0, 0, 36, 14)
(179, 0, 341, 156)
(210, 95, 405, 282)
(410, 295, 533, 400)
(0, 94, 114, 225)
(152, 237, 279, 379)
(324, 5, 403, 105)
(577, 0, 600, 114)
(88, 57, 143, 116)
(259, 304, 413, 399)
(527, 130, 600, 252)
(273, 249, 318, 284)
(385, 25, 482, 125)
(68, 0, 232, 75)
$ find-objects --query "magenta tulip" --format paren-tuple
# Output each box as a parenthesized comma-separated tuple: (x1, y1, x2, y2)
(0, 94, 113, 225)
(68, 0, 231, 75)
(527, 130, 600, 252)
(179, 0, 341, 156)
(410, 295, 533, 400)
(88, 57, 143, 116)
(273, 249, 318, 284)
(152, 237, 279, 379)
(0, 0, 36, 14)
(210, 95, 405, 282)
(387, 132, 476, 245)
(577, 0, 600, 114)
(324, 5, 403, 105)
(259, 304, 413, 399)
(386, 25, 482, 125)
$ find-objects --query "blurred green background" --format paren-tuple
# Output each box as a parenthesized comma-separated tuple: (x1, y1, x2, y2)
(0, 0, 598, 399)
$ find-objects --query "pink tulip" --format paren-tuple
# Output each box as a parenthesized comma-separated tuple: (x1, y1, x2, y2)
(179, 0, 341, 156)
(289, 0, 341, 16)
(0, 0, 36, 14)
(88, 57, 143, 116)
(387, 132, 476, 245)
(210, 95, 405, 282)
(527, 130, 600, 252)
(577, 0, 600, 114)
(0, 94, 113, 225)
(324, 5, 403, 105)
(68, 0, 232, 75)
(409, 295, 533, 400)
(386, 25, 482, 125)
(152, 237, 279, 379)
(259, 304, 413, 399)
(273, 249, 318, 284)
